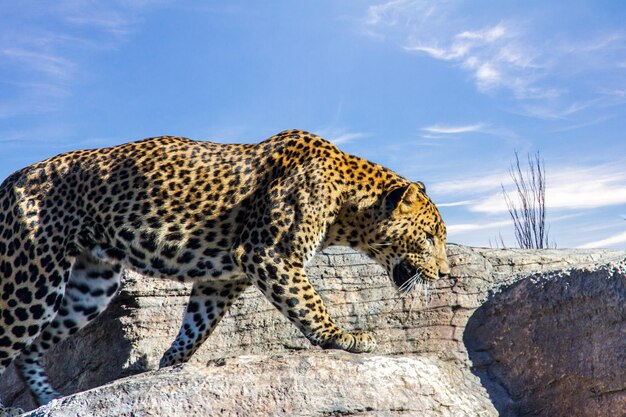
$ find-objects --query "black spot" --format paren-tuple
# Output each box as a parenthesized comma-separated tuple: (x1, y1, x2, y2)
(159, 267, 179, 276)
(106, 283, 119, 297)
(266, 264, 278, 278)
(139, 232, 158, 251)
(14, 271, 28, 285)
(203, 248, 220, 258)
(177, 252, 195, 264)
(161, 244, 178, 259)
(14, 308, 29, 321)
(0, 261, 12, 278)
(28, 325, 39, 336)
(119, 229, 135, 241)
(272, 284, 285, 296)
(2, 310, 15, 325)
(188, 269, 205, 278)
(106, 247, 126, 261)
(187, 301, 199, 313)
(150, 257, 165, 269)
(187, 238, 201, 250)
(63, 319, 77, 328)
(2, 283, 14, 300)
(129, 257, 146, 269)
(72, 283, 91, 294)
(34, 286, 48, 300)
(11, 326, 26, 338)
(83, 306, 98, 316)
(29, 304, 46, 320)
(165, 232, 182, 242)
(130, 246, 146, 260)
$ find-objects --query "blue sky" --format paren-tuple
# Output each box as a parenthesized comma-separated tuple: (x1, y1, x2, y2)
(1, 1, 625, 248)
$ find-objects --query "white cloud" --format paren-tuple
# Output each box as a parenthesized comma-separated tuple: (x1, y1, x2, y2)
(329, 132, 369, 145)
(365, 0, 437, 28)
(474, 63, 501, 89)
(0, 1, 165, 119)
(363, 1, 626, 113)
(518, 100, 599, 120)
(399, 19, 547, 97)
(437, 200, 474, 207)
(2, 48, 76, 80)
(447, 219, 511, 234)
(578, 231, 626, 249)
(435, 162, 626, 214)
(457, 25, 506, 42)
(316, 128, 369, 145)
(431, 172, 509, 195)
(421, 123, 485, 134)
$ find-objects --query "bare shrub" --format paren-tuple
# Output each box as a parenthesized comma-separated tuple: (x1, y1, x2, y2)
(502, 151, 551, 249)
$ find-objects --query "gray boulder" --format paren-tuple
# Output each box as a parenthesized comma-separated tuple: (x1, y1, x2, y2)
(0, 245, 622, 416)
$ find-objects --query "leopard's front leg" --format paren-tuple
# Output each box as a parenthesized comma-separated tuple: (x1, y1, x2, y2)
(241, 248, 376, 353)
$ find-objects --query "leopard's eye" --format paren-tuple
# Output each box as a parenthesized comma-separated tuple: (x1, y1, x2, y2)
(425, 236, 435, 246)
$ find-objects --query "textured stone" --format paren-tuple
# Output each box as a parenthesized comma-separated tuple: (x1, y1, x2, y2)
(464, 259, 626, 417)
(1, 245, 624, 416)
(23, 352, 496, 417)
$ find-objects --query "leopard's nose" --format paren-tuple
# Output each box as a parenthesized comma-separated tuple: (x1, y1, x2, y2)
(438, 261, 450, 278)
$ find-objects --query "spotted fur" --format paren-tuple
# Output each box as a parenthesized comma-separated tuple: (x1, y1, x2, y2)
(0, 130, 449, 407)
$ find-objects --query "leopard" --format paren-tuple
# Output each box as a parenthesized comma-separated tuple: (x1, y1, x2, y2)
(0, 129, 449, 411)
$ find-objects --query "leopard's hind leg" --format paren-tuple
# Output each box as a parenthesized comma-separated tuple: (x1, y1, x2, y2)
(15, 252, 122, 405)
(160, 279, 250, 367)
(0, 240, 71, 413)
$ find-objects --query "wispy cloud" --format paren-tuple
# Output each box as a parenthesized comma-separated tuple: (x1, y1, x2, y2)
(447, 219, 511, 234)
(431, 172, 510, 195)
(2, 48, 76, 80)
(364, 2, 547, 98)
(578, 231, 626, 249)
(433, 162, 626, 215)
(364, 0, 438, 28)
(0, 1, 165, 120)
(548, 115, 613, 133)
(316, 128, 370, 145)
(362, 1, 626, 117)
(403, 22, 543, 96)
(421, 123, 485, 135)
(437, 200, 474, 208)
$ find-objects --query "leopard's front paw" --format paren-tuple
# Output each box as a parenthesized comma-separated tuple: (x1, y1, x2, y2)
(321, 331, 377, 353)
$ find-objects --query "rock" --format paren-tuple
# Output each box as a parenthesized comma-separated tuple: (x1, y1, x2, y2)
(23, 352, 496, 417)
(1, 245, 624, 416)
(465, 259, 626, 417)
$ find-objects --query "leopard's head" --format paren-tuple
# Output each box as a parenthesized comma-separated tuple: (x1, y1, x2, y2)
(367, 182, 450, 292)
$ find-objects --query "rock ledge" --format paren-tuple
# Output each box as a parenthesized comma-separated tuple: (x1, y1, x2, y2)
(26, 351, 495, 417)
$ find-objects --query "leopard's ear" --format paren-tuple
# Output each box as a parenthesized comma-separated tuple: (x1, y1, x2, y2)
(383, 185, 408, 211)
(384, 182, 426, 213)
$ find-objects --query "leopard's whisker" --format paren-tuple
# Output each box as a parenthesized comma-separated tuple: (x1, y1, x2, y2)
(398, 276, 415, 293)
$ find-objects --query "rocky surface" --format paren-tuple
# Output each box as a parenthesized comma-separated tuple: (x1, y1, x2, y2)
(0, 245, 623, 416)
(465, 259, 626, 416)
(22, 352, 496, 417)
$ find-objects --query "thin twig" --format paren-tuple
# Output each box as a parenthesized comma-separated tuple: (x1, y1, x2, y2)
(502, 151, 551, 249)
